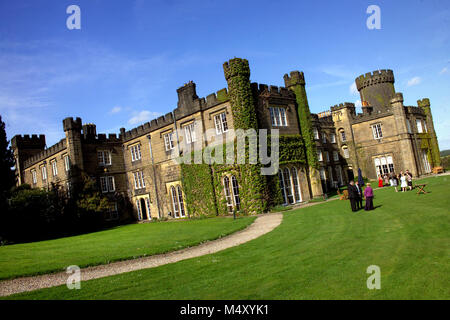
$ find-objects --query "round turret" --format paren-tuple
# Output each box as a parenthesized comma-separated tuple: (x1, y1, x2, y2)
(354, 70, 396, 112)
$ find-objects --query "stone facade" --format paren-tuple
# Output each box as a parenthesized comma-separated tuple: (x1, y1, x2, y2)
(11, 60, 440, 222)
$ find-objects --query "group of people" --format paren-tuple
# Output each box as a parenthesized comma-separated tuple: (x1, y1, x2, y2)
(378, 170, 413, 192)
(347, 181, 374, 212)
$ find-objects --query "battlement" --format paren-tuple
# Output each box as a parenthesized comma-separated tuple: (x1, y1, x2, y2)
(283, 71, 306, 88)
(405, 106, 426, 116)
(63, 117, 82, 132)
(23, 139, 67, 168)
(317, 111, 331, 119)
(390, 92, 404, 105)
(11, 134, 46, 149)
(417, 98, 430, 108)
(355, 69, 395, 91)
(122, 112, 175, 142)
(330, 102, 356, 112)
(223, 58, 251, 80)
(251, 82, 295, 99)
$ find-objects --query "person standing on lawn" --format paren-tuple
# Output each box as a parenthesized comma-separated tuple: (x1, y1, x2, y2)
(348, 180, 358, 212)
(364, 183, 374, 211)
(405, 170, 413, 190)
(400, 173, 408, 192)
(355, 181, 363, 210)
(378, 175, 383, 188)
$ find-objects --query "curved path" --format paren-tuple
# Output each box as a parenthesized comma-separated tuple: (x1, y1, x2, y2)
(0, 213, 283, 297)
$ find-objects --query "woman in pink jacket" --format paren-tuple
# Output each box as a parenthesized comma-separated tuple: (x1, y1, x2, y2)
(364, 183, 374, 211)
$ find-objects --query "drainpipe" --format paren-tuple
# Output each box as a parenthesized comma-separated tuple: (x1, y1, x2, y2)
(147, 135, 161, 219)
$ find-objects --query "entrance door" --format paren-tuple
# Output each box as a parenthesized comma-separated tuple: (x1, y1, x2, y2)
(140, 198, 148, 220)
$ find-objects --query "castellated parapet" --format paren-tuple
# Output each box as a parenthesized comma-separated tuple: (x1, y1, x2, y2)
(355, 69, 395, 91)
(283, 71, 306, 88)
(11, 134, 46, 150)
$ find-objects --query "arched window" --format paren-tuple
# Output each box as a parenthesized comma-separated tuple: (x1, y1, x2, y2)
(223, 176, 233, 213)
(283, 168, 294, 204)
(231, 175, 240, 211)
(278, 170, 287, 204)
(171, 186, 179, 218)
(291, 167, 302, 203)
(177, 186, 185, 217)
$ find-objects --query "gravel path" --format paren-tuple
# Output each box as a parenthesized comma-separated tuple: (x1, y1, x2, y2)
(0, 213, 283, 297)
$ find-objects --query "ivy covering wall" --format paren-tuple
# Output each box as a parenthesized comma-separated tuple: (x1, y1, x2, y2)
(418, 99, 441, 167)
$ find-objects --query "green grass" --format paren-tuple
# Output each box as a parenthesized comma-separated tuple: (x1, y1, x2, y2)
(4, 175, 450, 300)
(0, 216, 255, 280)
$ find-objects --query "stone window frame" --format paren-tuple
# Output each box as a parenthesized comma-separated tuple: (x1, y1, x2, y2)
(50, 159, 58, 177)
(97, 150, 112, 166)
(371, 123, 383, 140)
(163, 131, 175, 151)
(268, 106, 288, 127)
(31, 169, 37, 184)
(130, 143, 142, 162)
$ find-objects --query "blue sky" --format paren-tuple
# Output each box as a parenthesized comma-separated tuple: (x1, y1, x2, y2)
(1, 0, 449, 149)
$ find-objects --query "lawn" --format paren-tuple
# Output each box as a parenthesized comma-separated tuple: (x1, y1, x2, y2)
(0, 216, 255, 280)
(4, 175, 450, 300)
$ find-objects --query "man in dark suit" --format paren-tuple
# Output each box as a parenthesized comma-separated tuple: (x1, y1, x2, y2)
(348, 180, 358, 212)
(355, 181, 363, 210)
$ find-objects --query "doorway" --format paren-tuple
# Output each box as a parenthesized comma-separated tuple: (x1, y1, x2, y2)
(140, 198, 148, 220)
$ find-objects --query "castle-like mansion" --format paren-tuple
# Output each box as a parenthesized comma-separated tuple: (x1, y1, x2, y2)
(11, 58, 441, 221)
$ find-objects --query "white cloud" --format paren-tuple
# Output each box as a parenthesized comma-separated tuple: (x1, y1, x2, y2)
(110, 106, 122, 114)
(440, 67, 449, 74)
(350, 82, 358, 95)
(407, 76, 422, 87)
(128, 110, 163, 125)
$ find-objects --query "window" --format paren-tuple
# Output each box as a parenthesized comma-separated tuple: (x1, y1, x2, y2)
(319, 168, 326, 180)
(100, 176, 115, 193)
(107, 202, 119, 221)
(177, 186, 185, 217)
(184, 122, 197, 143)
(422, 150, 431, 173)
(231, 175, 240, 211)
(322, 134, 327, 144)
(171, 186, 180, 218)
(328, 166, 334, 182)
(333, 151, 339, 162)
(325, 151, 330, 162)
(343, 147, 349, 159)
(136, 200, 142, 220)
(283, 168, 294, 204)
(372, 123, 383, 139)
(331, 134, 336, 143)
(340, 130, 347, 142)
(336, 165, 343, 185)
(223, 176, 234, 213)
(66, 182, 72, 197)
(406, 119, 412, 133)
(64, 155, 70, 172)
(317, 150, 323, 162)
(374, 156, 395, 176)
(214, 112, 229, 135)
(133, 171, 145, 190)
(164, 132, 175, 151)
(269, 107, 287, 127)
(130, 144, 142, 162)
(416, 119, 423, 133)
(291, 167, 302, 203)
(41, 166, 47, 181)
(31, 170, 37, 184)
(51, 160, 58, 177)
(98, 151, 112, 166)
(313, 128, 319, 140)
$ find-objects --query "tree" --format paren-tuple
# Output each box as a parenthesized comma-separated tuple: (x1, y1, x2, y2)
(0, 115, 15, 195)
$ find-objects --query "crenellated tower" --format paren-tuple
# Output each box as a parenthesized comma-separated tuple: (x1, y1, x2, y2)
(63, 117, 84, 173)
(355, 69, 395, 113)
(284, 71, 323, 198)
(11, 134, 46, 185)
(418, 98, 441, 167)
